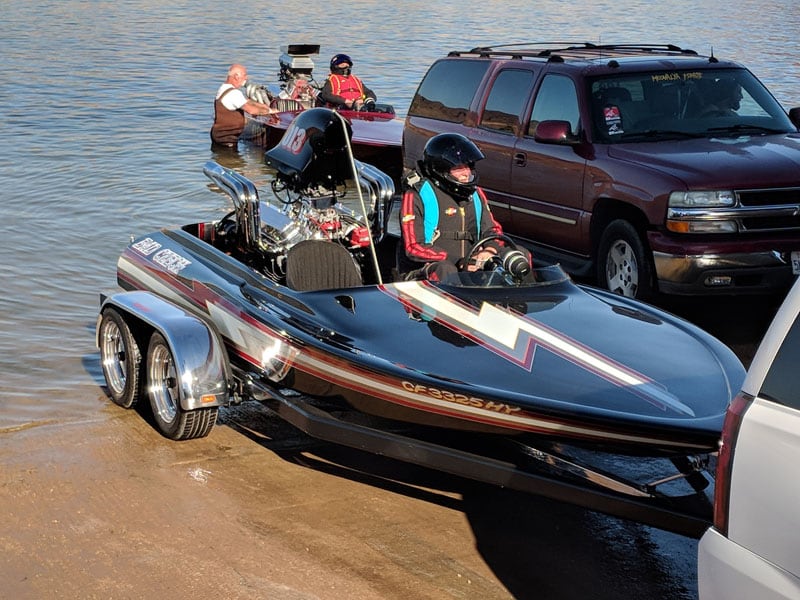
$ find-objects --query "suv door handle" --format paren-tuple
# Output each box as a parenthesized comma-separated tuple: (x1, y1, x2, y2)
(514, 152, 527, 166)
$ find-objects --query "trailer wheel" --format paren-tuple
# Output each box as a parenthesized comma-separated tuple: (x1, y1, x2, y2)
(146, 332, 217, 440)
(98, 308, 142, 409)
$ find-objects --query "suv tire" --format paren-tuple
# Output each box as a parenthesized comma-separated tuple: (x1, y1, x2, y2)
(597, 219, 655, 300)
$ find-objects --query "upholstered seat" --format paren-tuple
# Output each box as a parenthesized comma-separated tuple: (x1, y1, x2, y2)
(285, 240, 363, 291)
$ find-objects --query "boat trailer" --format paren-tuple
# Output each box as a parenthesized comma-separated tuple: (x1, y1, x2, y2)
(245, 375, 715, 539)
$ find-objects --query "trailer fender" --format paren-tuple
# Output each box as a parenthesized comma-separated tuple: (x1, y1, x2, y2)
(98, 291, 231, 410)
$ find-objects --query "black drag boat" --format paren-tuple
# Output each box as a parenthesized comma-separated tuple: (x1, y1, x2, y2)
(97, 108, 744, 536)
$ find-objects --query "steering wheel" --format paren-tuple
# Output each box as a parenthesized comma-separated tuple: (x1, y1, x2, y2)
(467, 233, 519, 265)
(466, 233, 533, 284)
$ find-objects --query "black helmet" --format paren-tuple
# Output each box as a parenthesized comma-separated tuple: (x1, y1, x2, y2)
(420, 133, 485, 198)
(330, 53, 353, 76)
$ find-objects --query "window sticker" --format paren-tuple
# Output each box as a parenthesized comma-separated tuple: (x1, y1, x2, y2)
(604, 105, 623, 135)
(652, 71, 704, 82)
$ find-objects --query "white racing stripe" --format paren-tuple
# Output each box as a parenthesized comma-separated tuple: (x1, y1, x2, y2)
(390, 281, 695, 417)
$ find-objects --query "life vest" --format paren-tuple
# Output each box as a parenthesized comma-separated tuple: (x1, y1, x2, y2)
(327, 73, 366, 102)
(418, 180, 482, 244)
(210, 87, 245, 145)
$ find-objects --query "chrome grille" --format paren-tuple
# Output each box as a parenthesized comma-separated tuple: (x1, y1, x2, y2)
(736, 187, 800, 232)
(737, 187, 800, 207)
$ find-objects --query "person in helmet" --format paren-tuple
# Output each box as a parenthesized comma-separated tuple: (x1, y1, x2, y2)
(398, 133, 528, 282)
(316, 53, 377, 111)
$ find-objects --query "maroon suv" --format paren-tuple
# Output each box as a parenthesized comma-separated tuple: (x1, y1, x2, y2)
(402, 43, 800, 299)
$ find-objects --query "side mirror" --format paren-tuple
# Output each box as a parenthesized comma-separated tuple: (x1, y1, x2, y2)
(533, 120, 579, 145)
(788, 107, 800, 130)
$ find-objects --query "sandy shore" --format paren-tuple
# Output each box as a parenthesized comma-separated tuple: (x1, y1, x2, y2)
(2, 293, 773, 599)
(1, 400, 515, 599)
(1, 396, 702, 599)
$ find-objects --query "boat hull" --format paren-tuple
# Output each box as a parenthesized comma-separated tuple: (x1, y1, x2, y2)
(116, 226, 745, 455)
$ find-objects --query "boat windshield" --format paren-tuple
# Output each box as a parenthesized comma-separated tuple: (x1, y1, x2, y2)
(437, 264, 570, 288)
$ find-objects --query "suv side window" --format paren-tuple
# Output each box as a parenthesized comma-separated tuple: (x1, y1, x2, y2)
(528, 74, 580, 136)
(407, 59, 490, 123)
(760, 313, 800, 410)
(480, 69, 535, 134)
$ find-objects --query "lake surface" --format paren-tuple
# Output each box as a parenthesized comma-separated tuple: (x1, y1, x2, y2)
(1, 0, 798, 426)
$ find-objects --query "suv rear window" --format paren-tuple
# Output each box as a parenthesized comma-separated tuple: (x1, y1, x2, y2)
(408, 59, 490, 122)
(760, 313, 800, 411)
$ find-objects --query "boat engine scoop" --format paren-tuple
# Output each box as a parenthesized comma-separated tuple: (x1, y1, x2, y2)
(266, 108, 354, 193)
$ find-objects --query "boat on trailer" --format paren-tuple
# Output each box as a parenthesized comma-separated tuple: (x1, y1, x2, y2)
(97, 108, 744, 536)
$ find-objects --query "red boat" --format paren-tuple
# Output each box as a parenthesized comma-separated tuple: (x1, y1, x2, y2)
(240, 44, 403, 182)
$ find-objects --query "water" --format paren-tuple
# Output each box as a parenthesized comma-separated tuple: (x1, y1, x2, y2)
(1, 1, 798, 425)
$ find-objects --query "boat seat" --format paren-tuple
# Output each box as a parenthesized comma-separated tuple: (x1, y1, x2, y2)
(285, 240, 363, 291)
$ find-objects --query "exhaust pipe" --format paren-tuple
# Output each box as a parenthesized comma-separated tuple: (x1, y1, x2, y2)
(203, 161, 261, 249)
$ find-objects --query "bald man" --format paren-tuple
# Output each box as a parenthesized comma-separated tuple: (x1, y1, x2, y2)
(210, 63, 275, 146)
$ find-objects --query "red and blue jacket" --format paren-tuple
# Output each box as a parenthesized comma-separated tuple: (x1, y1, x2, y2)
(400, 179, 502, 267)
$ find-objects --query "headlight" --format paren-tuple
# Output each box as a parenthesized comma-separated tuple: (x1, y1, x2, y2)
(669, 191, 736, 208)
(667, 190, 739, 233)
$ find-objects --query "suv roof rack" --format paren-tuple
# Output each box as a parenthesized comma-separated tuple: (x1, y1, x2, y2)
(455, 42, 699, 61)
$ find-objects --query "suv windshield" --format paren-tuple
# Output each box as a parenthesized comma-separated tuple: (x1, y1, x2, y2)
(589, 68, 794, 142)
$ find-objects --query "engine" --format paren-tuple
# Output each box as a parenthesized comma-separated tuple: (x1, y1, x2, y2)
(254, 194, 373, 281)
(279, 44, 319, 103)
(277, 43, 319, 83)
(204, 108, 394, 284)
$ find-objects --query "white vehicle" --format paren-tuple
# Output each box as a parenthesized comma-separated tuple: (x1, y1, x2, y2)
(698, 277, 800, 599)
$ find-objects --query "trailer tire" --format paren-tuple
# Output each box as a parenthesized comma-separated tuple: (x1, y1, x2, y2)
(98, 308, 142, 409)
(146, 332, 217, 440)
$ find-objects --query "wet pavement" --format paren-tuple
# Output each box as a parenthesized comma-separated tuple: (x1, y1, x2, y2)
(2, 392, 704, 600)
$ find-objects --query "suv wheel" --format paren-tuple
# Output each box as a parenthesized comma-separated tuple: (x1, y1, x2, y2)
(597, 220, 655, 300)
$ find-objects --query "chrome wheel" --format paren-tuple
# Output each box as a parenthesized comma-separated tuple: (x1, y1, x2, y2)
(98, 308, 141, 408)
(146, 331, 218, 440)
(147, 333, 179, 426)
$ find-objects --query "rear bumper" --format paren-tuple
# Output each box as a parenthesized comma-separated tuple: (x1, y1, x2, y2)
(698, 527, 800, 600)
